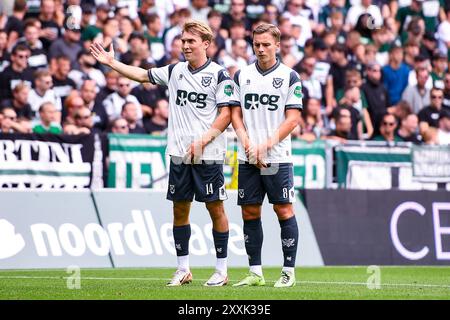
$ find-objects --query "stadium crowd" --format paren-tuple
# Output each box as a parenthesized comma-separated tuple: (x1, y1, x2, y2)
(0, 0, 449, 145)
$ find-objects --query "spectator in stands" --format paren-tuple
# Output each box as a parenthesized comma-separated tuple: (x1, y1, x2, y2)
(362, 61, 391, 136)
(371, 113, 402, 142)
(222, 38, 250, 70)
(278, 35, 302, 69)
(407, 55, 433, 90)
(62, 94, 85, 127)
(296, 98, 324, 142)
(121, 102, 146, 134)
(144, 13, 165, 62)
(444, 72, 450, 109)
(0, 44, 33, 100)
(402, 67, 431, 114)
(396, 113, 422, 144)
(28, 69, 62, 120)
(326, 43, 353, 112)
(430, 51, 447, 89)
(38, 0, 61, 50)
(346, 0, 382, 30)
(437, 108, 450, 145)
(73, 106, 98, 134)
(323, 108, 357, 143)
(120, 32, 153, 67)
(296, 56, 322, 104)
(111, 117, 129, 134)
(418, 87, 448, 135)
(79, 79, 109, 132)
(157, 35, 185, 67)
(144, 98, 168, 135)
(382, 46, 410, 105)
(4, 0, 27, 51)
(81, 3, 110, 49)
(437, 6, 450, 56)
(189, 0, 210, 23)
(103, 76, 142, 121)
(48, 17, 83, 69)
(282, 0, 312, 47)
(131, 71, 166, 119)
(51, 55, 77, 106)
(422, 127, 439, 145)
(403, 40, 420, 69)
(0, 107, 29, 133)
(68, 49, 106, 89)
(32, 102, 63, 134)
(220, 0, 251, 33)
(96, 69, 119, 103)
(18, 19, 48, 70)
(92, 17, 128, 57)
(0, 29, 9, 71)
(0, 82, 33, 121)
(164, 8, 191, 53)
(336, 69, 373, 139)
(318, 0, 347, 34)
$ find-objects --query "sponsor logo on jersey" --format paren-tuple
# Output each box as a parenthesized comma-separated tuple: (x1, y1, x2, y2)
(176, 90, 207, 108)
(244, 93, 280, 111)
(201, 76, 212, 87)
(294, 85, 303, 98)
(272, 77, 283, 89)
(224, 85, 233, 97)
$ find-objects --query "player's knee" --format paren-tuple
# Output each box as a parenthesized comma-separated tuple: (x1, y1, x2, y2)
(242, 205, 261, 220)
(173, 201, 191, 224)
(273, 204, 294, 220)
(206, 201, 225, 219)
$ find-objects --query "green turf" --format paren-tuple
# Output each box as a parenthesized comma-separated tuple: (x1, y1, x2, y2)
(0, 267, 449, 300)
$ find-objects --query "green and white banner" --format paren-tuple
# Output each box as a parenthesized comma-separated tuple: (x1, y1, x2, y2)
(0, 133, 96, 189)
(411, 145, 450, 182)
(335, 143, 450, 189)
(107, 135, 330, 189)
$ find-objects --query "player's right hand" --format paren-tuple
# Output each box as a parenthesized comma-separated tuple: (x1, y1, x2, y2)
(90, 42, 115, 66)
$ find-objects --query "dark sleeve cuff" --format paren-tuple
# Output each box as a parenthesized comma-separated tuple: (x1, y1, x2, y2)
(285, 104, 303, 110)
(216, 103, 229, 108)
(147, 69, 156, 85)
(229, 100, 241, 107)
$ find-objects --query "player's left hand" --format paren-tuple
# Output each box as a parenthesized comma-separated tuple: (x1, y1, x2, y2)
(185, 140, 205, 164)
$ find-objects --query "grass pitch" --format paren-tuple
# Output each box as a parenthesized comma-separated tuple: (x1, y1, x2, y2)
(0, 267, 449, 300)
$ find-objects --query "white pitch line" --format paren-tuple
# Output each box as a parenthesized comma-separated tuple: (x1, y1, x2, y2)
(0, 276, 449, 289)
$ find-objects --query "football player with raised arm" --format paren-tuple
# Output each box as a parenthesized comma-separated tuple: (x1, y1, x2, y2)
(230, 23, 303, 288)
(90, 21, 233, 287)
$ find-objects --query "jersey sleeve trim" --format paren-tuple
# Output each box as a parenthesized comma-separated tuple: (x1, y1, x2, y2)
(148, 69, 156, 85)
(229, 100, 241, 107)
(216, 102, 230, 108)
(218, 69, 231, 85)
(233, 70, 241, 87)
(285, 104, 303, 110)
(168, 63, 178, 82)
(289, 70, 301, 87)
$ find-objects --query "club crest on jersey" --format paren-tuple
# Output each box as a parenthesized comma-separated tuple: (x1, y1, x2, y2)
(272, 78, 283, 89)
(178, 74, 183, 80)
(201, 76, 212, 87)
(169, 184, 175, 194)
(238, 189, 245, 198)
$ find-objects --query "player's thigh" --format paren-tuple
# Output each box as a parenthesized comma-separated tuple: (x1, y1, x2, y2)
(262, 163, 296, 205)
(166, 156, 194, 202)
(192, 163, 227, 203)
(237, 163, 265, 206)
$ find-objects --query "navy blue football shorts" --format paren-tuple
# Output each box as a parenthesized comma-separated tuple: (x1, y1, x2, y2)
(166, 156, 228, 203)
(237, 162, 295, 205)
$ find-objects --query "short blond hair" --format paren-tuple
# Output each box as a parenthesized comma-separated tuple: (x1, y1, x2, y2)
(252, 23, 281, 42)
(182, 20, 214, 43)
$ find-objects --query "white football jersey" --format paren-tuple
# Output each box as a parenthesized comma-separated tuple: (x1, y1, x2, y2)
(148, 59, 234, 161)
(230, 59, 303, 163)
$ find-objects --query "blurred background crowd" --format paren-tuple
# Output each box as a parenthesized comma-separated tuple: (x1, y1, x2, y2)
(0, 0, 449, 146)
